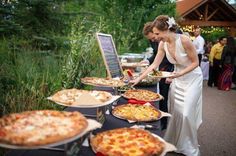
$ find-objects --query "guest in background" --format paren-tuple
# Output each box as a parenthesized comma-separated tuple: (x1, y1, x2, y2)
(218, 36, 236, 91)
(208, 36, 227, 87)
(204, 41, 213, 58)
(142, 22, 173, 130)
(193, 28, 205, 66)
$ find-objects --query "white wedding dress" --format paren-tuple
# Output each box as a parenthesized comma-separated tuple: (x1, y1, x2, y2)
(163, 35, 203, 156)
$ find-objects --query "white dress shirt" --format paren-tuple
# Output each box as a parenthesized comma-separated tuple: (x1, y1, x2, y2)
(193, 35, 205, 55)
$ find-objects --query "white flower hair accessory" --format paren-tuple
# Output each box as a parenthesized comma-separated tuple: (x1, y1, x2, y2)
(166, 17, 176, 29)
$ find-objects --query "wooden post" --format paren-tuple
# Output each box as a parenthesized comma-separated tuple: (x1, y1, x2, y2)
(229, 27, 236, 37)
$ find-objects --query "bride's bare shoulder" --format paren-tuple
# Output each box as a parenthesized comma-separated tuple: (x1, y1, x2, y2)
(179, 34, 192, 45)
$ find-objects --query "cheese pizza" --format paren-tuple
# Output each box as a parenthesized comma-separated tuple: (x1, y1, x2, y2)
(123, 89, 161, 101)
(0, 110, 88, 146)
(50, 89, 112, 106)
(81, 77, 125, 87)
(90, 128, 165, 156)
(112, 104, 161, 122)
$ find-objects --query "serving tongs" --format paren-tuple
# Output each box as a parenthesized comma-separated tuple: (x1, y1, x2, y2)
(131, 124, 160, 130)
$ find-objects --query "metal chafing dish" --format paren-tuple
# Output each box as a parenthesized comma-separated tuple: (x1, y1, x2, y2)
(119, 53, 144, 63)
(137, 75, 160, 86)
(132, 73, 160, 86)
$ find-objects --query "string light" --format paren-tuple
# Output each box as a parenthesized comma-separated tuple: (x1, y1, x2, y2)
(181, 25, 195, 32)
(181, 25, 225, 34)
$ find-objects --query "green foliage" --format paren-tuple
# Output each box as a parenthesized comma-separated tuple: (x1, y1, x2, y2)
(1, 0, 68, 35)
(79, 0, 176, 53)
(62, 18, 106, 88)
(0, 1, 23, 35)
(0, 38, 63, 115)
(202, 27, 229, 42)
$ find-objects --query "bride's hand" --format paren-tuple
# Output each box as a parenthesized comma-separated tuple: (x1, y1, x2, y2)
(129, 78, 141, 87)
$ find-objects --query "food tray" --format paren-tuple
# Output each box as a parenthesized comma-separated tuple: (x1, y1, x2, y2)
(0, 119, 101, 149)
(148, 71, 174, 78)
(90, 127, 176, 156)
(122, 92, 163, 102)
(112, 103, 171, 123)
(47, 96, 120, 108)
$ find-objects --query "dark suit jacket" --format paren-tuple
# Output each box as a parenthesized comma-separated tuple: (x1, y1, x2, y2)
(148, 41, 173, 72)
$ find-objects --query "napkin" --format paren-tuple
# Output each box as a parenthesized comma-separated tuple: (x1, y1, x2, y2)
(96, 152, 107, 156)
(128, 98, 154, 105)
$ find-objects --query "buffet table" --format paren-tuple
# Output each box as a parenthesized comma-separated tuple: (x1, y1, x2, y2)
(6, 85, 162, 156)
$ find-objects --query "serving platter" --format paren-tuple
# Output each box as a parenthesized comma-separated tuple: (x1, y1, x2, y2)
(48, 95, 120, 108)
(0, 119, 101, 149)
(122, 89, 163, 102)
(90, 127, 176, 156)
(81, 77, 126, 87)
(149, 71, 174, 78)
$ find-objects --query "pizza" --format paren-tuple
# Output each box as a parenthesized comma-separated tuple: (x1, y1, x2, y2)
(112, 104, 161, 122)
(50, 88, 112, 106)
(150, 69, 163, 77)
(81, 77, 125, 87)
(0, 110, 88, 146)
(149, 70, 173, 78)
(121, 62, 139, 67)
(117, 85, 135, 93)
(90, 128, 165, 156)
(123, 89, 161, 101)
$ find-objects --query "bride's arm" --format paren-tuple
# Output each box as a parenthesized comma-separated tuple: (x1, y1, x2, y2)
(130, 41, 165, 85)
(172, 35, 199, 78)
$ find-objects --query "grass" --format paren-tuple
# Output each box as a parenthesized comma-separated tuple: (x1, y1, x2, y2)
(0, 20, 107, 116)
(0, 44, 64, 115)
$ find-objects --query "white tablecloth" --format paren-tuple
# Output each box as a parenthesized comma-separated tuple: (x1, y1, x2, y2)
(200, 61, 209, 80)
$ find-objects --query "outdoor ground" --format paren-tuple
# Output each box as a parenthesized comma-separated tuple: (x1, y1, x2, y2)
(164, 81, 236, 156)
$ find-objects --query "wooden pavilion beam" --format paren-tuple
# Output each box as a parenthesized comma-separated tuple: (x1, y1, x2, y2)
(206, 8, 219, 21)
(179, 20, 236, 27)
(204, 4, 208, 21)
(187, 12, 198, 20)
(213, 2, 236, 20)
(194, 9, 202, 17)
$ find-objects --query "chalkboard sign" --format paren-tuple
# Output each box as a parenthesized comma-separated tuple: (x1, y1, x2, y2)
(96, 33, 123, 78)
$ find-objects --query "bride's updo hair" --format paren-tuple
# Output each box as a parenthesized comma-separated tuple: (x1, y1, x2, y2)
(153, 15, 177, 32)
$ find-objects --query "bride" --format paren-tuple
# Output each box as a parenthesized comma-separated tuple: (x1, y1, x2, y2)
(130, 15, 203, 156)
